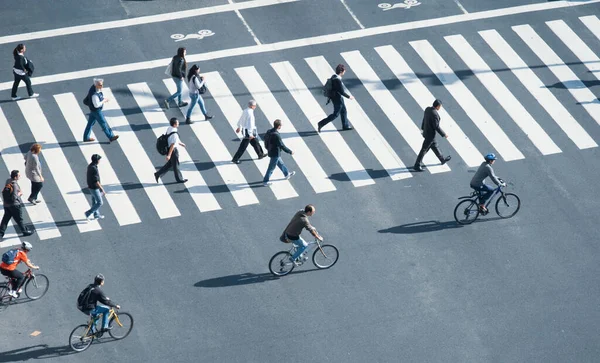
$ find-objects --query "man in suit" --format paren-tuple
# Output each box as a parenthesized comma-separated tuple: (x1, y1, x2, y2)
(263, 119, 295, 186)
(317, 64, 354, 132)
(413, 99, 451, 172)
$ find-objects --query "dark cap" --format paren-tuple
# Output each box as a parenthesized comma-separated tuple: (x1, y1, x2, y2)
(91, 154, 102, 163)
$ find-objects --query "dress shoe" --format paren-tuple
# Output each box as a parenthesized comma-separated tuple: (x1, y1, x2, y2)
(22, 230, 34, 237)
(317, 123, 323, 133)
(441, 156, 451, 165)
(258, 154, 266, 160)
(84, 138, 96, 142)
(413, 165, 424, 172)
(178, 102, 188, 107)
(186, 117, 193, 124)
(110, 135, 119, 142)
(154, 173, 160, 183)
(342, 126, 354, 131)
(204, 115, 213, 121)
(178, 179, 188, 183)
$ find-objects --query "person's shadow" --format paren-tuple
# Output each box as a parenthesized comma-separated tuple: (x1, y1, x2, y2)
(378, 218, 500, 234)
(194, 270, 316, 288)
(0, 344, 75, 362)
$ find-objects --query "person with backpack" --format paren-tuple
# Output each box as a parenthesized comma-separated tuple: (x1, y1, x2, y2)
(231, 100, 266, 164)
(77, 274, 120, 333)
(317, 64, 354, 132)
(10, 43, 38, 101)
(0, 241, 38, 298)
(262, 119, 295, 187)
(85, 154, 106, 221)
(185, 65, 213, 124)
(0, 170, 34, 240)
(82, 78, 119, 143)
(163, 47, 189, 110)
(154, 117, 188, 184)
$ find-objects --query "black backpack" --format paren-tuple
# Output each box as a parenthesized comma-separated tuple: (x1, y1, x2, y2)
(77, 285, 95, 312)
(263, 129, 274, 151)
(82, 85, 94, 107)
(2, 183, 15, 204)
(156, 131, 178, 155)
(322, 76, 335, 99)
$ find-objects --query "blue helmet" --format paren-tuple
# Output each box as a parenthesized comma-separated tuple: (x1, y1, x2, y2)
(484, 153, 497, 161)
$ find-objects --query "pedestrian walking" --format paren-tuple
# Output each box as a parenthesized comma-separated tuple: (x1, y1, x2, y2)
(85, 154, 106, 221)
(185, 65, 213, 124)
(0, 170, 34, 239)
(413, 99, 451, 172)
(163, 47, 189, 110)
(10, 44, 38, 101)
(231, 100, 266, 164)
(154, 118, 188, 184)
(317, 64, 354, 132)
(263, 119, 295, 186)
(24, 143, 44, 205)
(83, 78, 119, 143)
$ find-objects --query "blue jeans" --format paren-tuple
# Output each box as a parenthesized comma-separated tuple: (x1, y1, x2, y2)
(263, 156, 289, 183)
(85, 188, 104, 218)
(289, 236, 309, 261)
(166, 77, 183, 105)
(186, 93, 207, 119)
(91, 305, 110, 330)
(83, 110, 114, 141)
(472, 184, 495, 205)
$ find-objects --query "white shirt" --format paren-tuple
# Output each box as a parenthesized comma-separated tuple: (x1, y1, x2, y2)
(165, 126, 180, 149)
(91, 91, 103, 108)
(188, 75, 205, 95)
(236, 107, 256, 135)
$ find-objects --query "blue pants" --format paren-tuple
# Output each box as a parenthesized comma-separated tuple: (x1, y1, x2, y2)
(91, 305, 110, 330)
(472, 184, 495, 205)
(83, 110, 114, 141)
(166, 77, 183, 105)
(85, 188, 104, 218)
(289, 236, 309, 261)
(263, 156, 289, 184)
(186, 93, 207, 118)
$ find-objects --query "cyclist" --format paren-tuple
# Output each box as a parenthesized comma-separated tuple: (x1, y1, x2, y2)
(282, 204, 323, 265)
(0, 241, 39, 297)
(81, 274, 120, 333)
(470, 153, 506, 213)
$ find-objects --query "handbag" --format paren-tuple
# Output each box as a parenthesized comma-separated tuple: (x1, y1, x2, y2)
(164, 59, 173, 77)
(25, 59, 35, 76)
(198, 76, 207, 94)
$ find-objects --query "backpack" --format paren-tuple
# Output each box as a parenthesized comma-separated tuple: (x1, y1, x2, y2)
(1, 249, 19, 264)
(156, 131, 178, 155)
(2, 183, 15, 204)
(263, 129, 273, 151)
(82, 93, 91, 107)
(77, 285, 95, 312)
(322, 76, 335, 99)
(25, 59, 35, 76)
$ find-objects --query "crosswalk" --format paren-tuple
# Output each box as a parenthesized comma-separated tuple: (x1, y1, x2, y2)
(1, 15, 600, 245)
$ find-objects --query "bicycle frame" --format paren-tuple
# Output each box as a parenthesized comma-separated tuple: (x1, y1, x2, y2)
(85, 308, 122, 336)
(459, 183, 506, 208)
(287, 238, 326, 259)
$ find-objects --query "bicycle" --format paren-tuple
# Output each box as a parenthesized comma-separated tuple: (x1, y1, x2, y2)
(0, 268, 49, 311)
(69, 307, 134, 352)
(269, 238, 339, 277)
(454, 179, 521, 225)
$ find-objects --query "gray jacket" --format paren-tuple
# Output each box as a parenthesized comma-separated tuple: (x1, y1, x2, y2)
(470, 162, 501, 188)
(3, 178, 22, 207)
(24, 151, 43, 182)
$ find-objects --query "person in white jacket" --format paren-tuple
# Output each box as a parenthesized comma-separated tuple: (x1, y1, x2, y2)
(185, 65, 213, 124)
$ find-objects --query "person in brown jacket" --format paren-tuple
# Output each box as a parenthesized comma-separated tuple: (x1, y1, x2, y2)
(24, 143, 44, 205)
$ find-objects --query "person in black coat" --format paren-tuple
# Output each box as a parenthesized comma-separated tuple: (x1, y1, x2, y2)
(262, 119, 295, 186)
(163, 47, 188, 109)
(10, 44, 38, 101)
(317, 64, 354, 132)
(413, 99, 451, 172)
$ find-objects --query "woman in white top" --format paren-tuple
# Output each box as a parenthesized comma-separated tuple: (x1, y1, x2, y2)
(10, 44, 39, 101)
(24, 143, 44, 205)
(185, 65, 213, 124)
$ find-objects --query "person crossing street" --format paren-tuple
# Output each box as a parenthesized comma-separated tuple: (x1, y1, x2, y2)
(231, 100, 266, 164)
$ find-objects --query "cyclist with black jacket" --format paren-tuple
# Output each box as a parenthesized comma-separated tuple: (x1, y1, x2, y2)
(81, 274, 120, 332)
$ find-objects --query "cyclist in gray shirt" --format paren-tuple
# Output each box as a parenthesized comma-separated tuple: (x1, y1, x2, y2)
(282, 204, 323, 265)
(470, 153, 506, 212)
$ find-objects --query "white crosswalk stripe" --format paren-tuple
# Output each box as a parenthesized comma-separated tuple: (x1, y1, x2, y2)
(580, 15, 600, 50)
(128, 82, 221, 212)
(341, 50, 451, 174)
(0, 108, 61, 240)
(411, 40, 525, 162)
(306, 55, 412, 181)
(235, 66, 336, 193)
(206, 71, 299, 199)
(271, 61, 375, 186)
(479, 29, 597, 150)
(375, 45, 483, 167)
(163, 79, 260, 207)
(17, 99, 101, 233)
(54, 93, 142, 226)
(444, 34, 562, 156)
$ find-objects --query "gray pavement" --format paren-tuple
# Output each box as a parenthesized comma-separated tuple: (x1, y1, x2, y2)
(1, 1, 600, 362)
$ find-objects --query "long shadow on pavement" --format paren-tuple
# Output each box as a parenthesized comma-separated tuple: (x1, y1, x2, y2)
(194, 269, 317, 288)
(0, 344, 75, 362)
(379, 218, 502, 234)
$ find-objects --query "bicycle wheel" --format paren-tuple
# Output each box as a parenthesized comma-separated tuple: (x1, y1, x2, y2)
(24, 274, 49, 300)
(495, 193, 521, 218)
(109, 312, 134, 340)
(69, 324, 94, 352)
(0, 287, 11, 312)
(454, 199, 480, 225)
(269, 251, 295, 276)
(312, 245, 339, 269)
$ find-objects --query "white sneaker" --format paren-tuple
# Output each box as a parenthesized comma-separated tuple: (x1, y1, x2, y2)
(29, 93, 39, 98)
(95, 215, 105, 220)
(11, 96, 21, 101)
(8, 290, 17, 298)
(285, 171, 296, 180)
(263, 181, 272, 187)
(86, 214, 95, 221)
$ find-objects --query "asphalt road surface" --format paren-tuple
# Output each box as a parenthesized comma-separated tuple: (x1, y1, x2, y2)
(1, 1, 600, 362)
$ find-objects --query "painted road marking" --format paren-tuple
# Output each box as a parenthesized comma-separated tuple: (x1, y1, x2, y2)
(2, 0, 599, 91)
(445, 34, 561, 156)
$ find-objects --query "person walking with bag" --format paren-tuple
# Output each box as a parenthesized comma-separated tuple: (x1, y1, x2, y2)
(10, 44, 38, 101)
(154, 118, 188, 184)
(263, 119, 295, 186)
(163, 47, 188, 110)
(185, 65, 212, 124)
(231, 100, 266, 164)
(413, 99, 451, 172)
(317, 64, 353, 132)
(24, 143, 44, 205)
(83, 78, 119, 143)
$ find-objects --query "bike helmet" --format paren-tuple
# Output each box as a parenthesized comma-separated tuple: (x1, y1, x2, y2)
(484, 153, 497, 161)
(21, 241, 32, 251)
(94, 274, 105, 285)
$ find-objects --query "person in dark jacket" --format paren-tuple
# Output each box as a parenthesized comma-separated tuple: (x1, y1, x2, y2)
(263, 119, 295, 186)
(84, 154, 105, 221)
(10, 44, 38, 101)
(317, 63, 354, 132)
(163, 47, 188, 109)
(81, 274, 120, 333)
(413, 99, 451, 172)
(0, 170, 34, 240)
